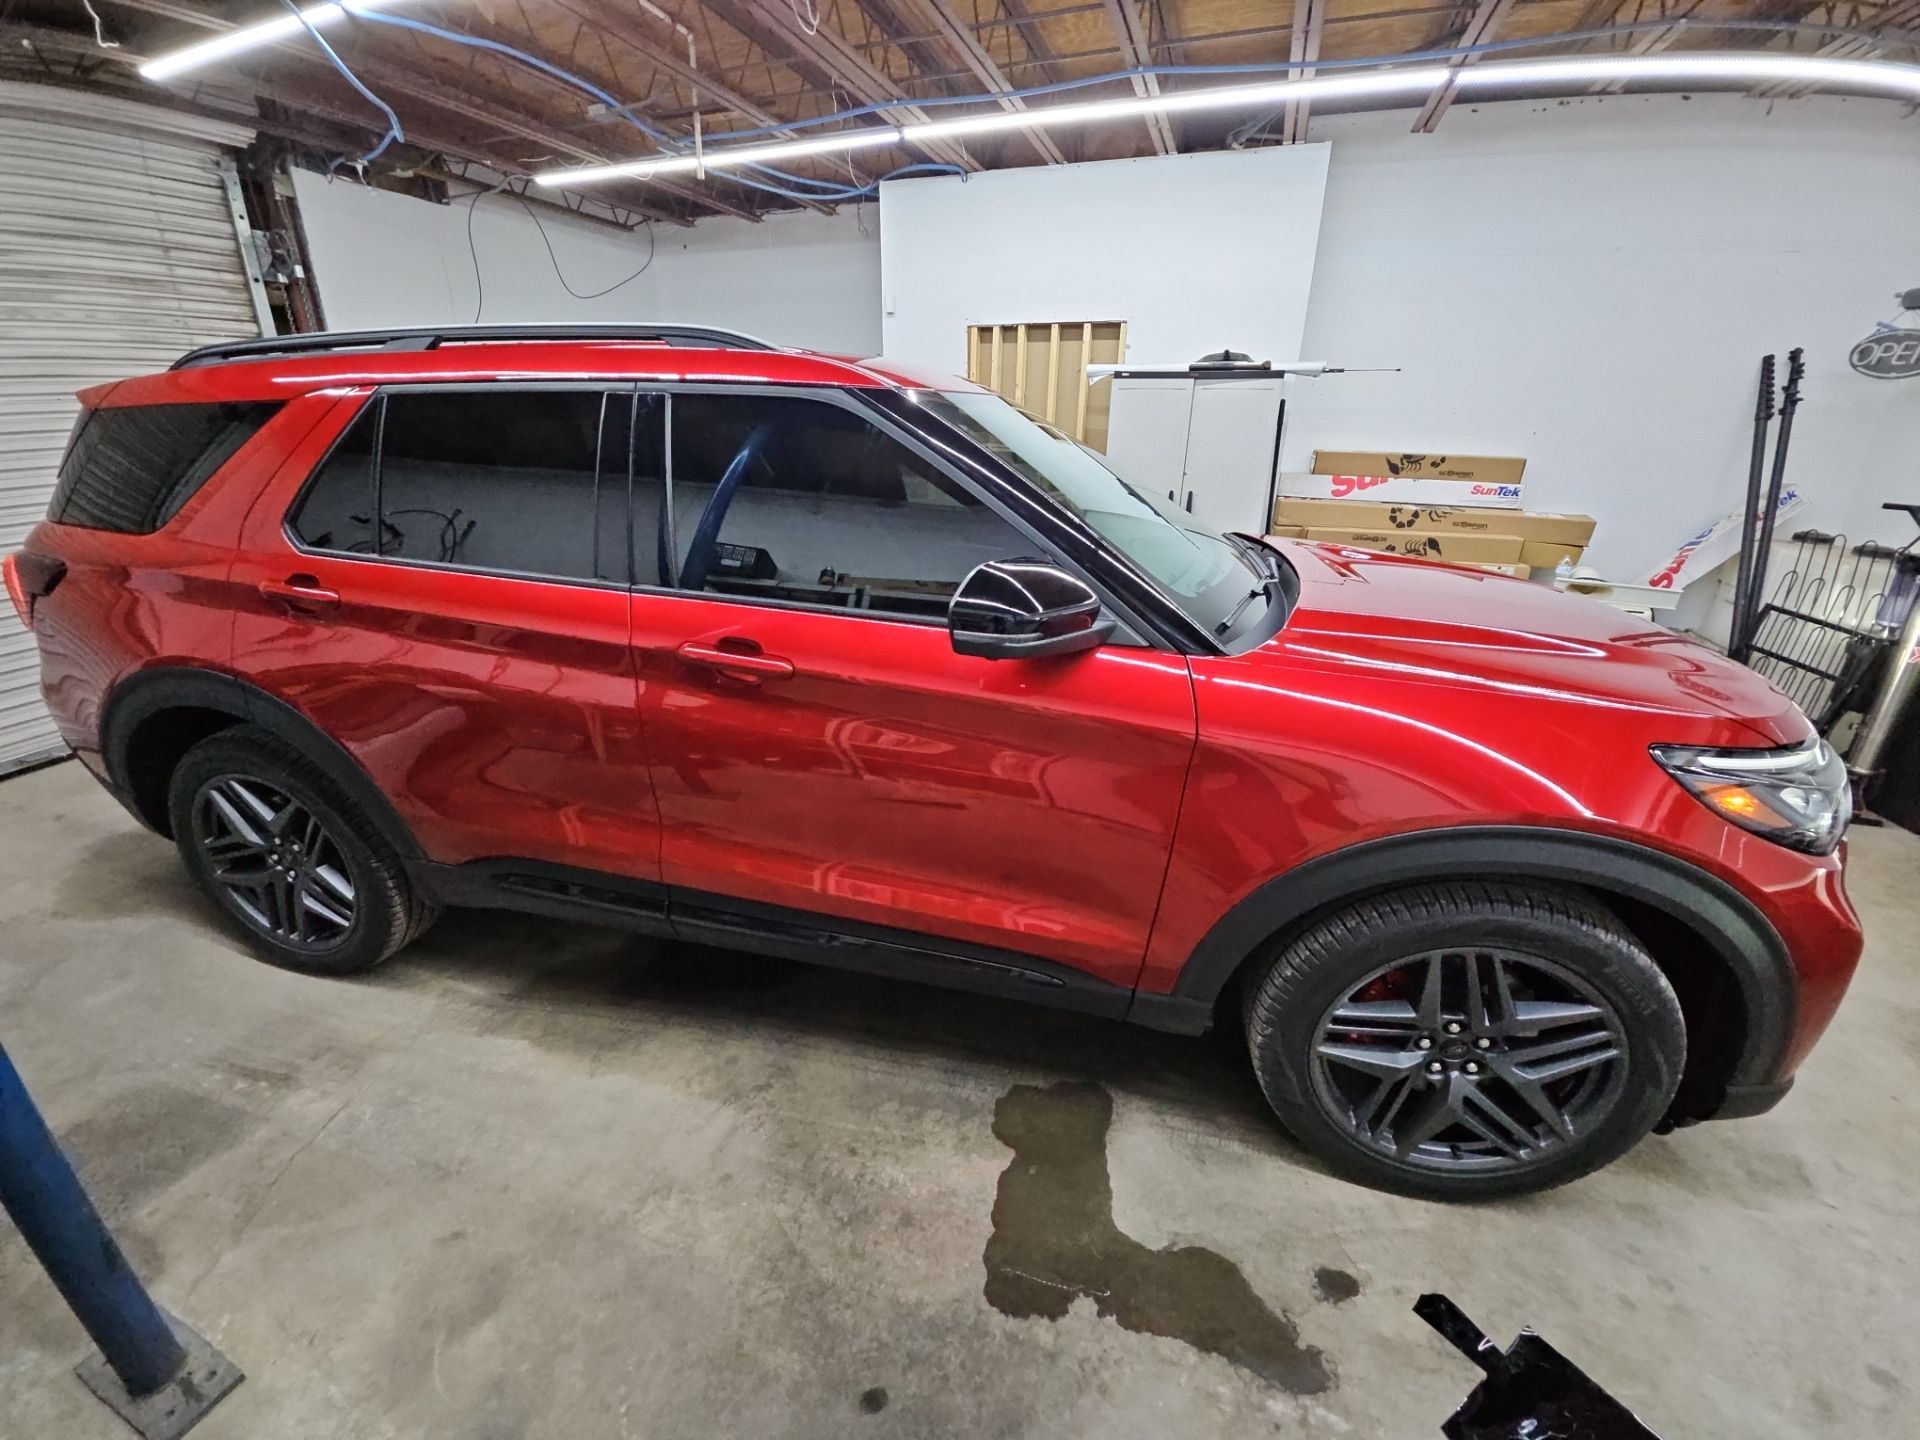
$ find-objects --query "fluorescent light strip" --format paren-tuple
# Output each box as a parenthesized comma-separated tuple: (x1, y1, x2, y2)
(904, 68, 1450, 143)
(532, 71, 1448, 186)
(1456, 52, 1920, 98)
(517, 50, 1920, 189)
(537, 129, 903, 186)
(139, 0, 398, 82)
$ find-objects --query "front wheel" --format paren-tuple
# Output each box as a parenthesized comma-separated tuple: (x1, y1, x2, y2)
(1243, 882, 1685, 1200)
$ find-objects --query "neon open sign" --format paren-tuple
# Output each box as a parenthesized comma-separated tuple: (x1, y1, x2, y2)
(1850, 328, 1920, 379)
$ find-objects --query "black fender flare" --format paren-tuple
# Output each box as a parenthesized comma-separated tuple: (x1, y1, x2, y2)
(99, 666, 424, 858)
(1131, 826, 1794, 1091)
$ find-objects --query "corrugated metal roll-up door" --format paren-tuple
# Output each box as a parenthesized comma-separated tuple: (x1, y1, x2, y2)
(0, 81, 264, 775)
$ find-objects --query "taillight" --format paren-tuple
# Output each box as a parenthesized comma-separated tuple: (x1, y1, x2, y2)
(2, 554, 28, 625)
(3, 551, 66, 627)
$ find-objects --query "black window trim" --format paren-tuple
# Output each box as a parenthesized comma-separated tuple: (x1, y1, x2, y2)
(281, 379, 1168, 647)
(282, 382, 638, 593)
(867, 389, 1229, 657)
(629, 381, 1156, 646)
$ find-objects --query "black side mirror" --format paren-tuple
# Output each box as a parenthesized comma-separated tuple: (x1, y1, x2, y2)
(948, 559, 1116, 660)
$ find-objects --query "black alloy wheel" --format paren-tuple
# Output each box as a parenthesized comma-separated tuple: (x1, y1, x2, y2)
(1243, 881, 1686, 1199)
(191, 774, 358, 951)
(167, 725, 436, 974)
(1309, 947, 1629, 1173)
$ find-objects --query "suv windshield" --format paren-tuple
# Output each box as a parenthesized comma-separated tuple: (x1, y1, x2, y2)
(913, 390, 1283, 638)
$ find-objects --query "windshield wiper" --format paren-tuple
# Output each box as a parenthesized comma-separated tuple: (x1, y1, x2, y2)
(1221, 531, 1272, 575)
(1215, 576, 1280, 636)
(1225, 533, 1288, 590)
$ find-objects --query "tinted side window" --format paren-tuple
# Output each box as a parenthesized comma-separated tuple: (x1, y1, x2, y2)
(376, 390, 617, 581)
(669, 393, 1026, 618)
(51, 401, 280, 533)
(290, 402, 378, 553)
(289, 390, 628, 582)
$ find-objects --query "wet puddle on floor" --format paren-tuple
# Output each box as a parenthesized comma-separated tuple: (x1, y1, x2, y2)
(982, 1079, 1334, 1394)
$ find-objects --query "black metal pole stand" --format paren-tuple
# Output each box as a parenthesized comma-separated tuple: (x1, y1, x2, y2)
(1741, 347, 1806, 661)
(1751, 347, 1804, 648)
(0, 1042, 242, 1438)
(1729, 353, 1776, 663)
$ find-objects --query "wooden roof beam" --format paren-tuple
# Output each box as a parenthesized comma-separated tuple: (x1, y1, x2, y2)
(98, 0, 768, 222)
(700, 0, 979, 171)
(1754, 0, 1920, 96)
(1280, 0, 1326, 144)
(1588, 7, 1699, 94)
(546, 0, 875, 200)
(1100, 0, 1174, 154)
(1567, 0, 1625, 35)
(1411, 0, 1517, 133)
(4, 20, 687, 232)
(906, 0, 1068, 163)
(996, 0, 1070, 85)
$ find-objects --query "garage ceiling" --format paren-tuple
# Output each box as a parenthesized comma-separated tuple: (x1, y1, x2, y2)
(0, 0, 1915, 225)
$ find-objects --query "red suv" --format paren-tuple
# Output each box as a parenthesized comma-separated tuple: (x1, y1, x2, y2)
(7, 325, 1862, 1198)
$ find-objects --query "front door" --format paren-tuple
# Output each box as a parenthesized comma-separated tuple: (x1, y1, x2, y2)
(630, 388, 1196, 989)
(229, 384, 656, 880)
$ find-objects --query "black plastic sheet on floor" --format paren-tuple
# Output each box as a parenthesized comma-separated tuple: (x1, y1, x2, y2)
(1416, 1293, 1661, 1439)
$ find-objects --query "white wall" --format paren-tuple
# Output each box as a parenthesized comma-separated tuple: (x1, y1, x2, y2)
(293, 96, 1920, 584)
(877, 146, 1331, 375)
(643, 205, 881, 353)
(291, 169, 881, 353)
(1288, 95, 1920, 578)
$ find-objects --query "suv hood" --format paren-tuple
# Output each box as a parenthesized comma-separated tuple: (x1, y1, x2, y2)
(1261, 540, 1807, 743)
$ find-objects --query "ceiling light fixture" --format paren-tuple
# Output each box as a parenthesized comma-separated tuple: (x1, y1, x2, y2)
(139, 0, 403, 83)
(536, 128, 905, 186)
(522, 50, 1920, 190)
(1455, 52, 1920, 98)
(901, 68, 1451, 144)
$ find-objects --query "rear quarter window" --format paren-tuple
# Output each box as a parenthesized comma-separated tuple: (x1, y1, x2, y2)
(50, 401, 280, 534)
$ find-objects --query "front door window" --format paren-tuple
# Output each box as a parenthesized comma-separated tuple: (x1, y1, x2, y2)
(663, 391, 1031, 620)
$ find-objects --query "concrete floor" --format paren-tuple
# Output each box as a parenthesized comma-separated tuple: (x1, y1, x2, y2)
(1, 757, 1915, 1439)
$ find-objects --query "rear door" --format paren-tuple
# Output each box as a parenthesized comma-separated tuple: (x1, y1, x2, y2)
(630, 387, 1196, 990)
(229, 384, 658, 880)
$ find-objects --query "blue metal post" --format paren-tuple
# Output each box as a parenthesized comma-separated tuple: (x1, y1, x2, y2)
(0, 1042, 187, 1394)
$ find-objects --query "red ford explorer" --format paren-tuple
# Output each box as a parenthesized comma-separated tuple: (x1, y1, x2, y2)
(5, 325, 1862, 1198)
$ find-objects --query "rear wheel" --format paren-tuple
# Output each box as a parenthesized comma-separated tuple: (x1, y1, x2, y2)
(1243, 882, 1685, 1199)
(167, 726, 435, 974)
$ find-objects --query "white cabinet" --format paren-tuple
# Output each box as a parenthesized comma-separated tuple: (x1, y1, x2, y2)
(1104, 373, 1286, 535)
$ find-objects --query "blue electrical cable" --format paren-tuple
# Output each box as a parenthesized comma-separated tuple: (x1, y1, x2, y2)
(277, 0, 402, 170)
(295, 9, 1896, 202)
(342, 8, 861, 203)
(344, 8, 961, 202)
(550, 14, 1902, 147)
(345, 8, 676, 143)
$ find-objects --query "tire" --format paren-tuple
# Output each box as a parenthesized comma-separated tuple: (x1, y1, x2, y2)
(166, 725, 437, 975)
(1243, 881, 1685, 1200)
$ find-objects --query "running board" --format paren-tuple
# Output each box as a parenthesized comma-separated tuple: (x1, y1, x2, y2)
(411, 858, 1134, 1022)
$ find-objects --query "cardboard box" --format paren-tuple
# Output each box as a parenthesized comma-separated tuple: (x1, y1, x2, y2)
(1519, 539, 1586, 573)
(1304, 528, 1524, 564)
(1280, 471, 1525, 510)
(1268, 524, 1308, 538)
(1311, 451, 1527, 485)
(1275, 498, 1595, 545)
(1411, 508, 1591, 545)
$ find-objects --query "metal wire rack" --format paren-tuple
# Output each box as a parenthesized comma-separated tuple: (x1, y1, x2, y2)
(1744, 530, 1919, 732)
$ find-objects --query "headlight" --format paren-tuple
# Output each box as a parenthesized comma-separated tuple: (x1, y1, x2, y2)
(1650, 738, 1851, 855)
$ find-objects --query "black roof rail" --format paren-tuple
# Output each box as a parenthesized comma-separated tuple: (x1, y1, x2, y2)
(170, 323, 780, 370)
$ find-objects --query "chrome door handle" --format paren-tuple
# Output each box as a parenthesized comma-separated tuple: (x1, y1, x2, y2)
(259, 575, 339, 612)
